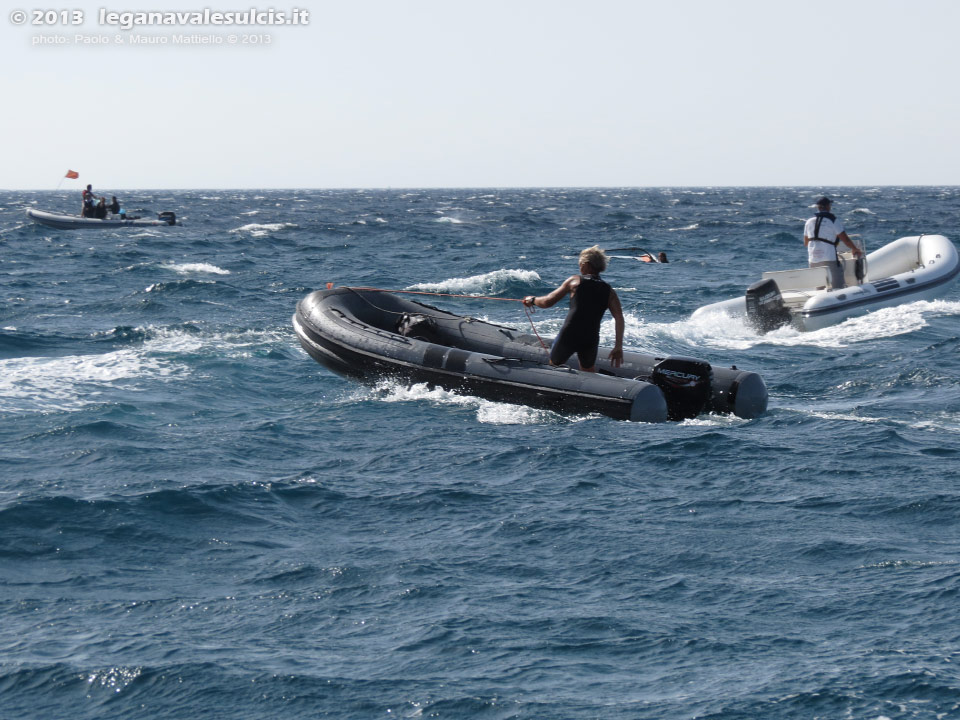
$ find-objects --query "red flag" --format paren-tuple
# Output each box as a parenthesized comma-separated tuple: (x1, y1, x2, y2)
(65, 170, 79, 179)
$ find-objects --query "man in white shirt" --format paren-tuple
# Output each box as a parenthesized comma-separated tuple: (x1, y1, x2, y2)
(804, 196, 862, 289)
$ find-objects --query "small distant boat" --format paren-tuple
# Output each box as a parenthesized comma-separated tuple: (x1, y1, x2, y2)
(293, 287, 768, 422)
(26, 208, 179, 229)
(692, 234, 959, 332)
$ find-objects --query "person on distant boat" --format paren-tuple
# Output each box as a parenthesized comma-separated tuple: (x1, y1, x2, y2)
(639, 251, 668, 263)
(804, 196, 862, 289)
(94, 197, 108, 219)
(523, 245, 624, 370)
(81, 184, 96, 218)
(109, 196, 120, 214)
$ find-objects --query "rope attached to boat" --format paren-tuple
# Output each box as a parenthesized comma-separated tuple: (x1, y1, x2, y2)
(522, 303, 548, 351)
(332, 284, 549, 351)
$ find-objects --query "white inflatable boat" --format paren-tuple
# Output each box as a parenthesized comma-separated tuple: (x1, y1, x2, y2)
(693, 234, 959, 332)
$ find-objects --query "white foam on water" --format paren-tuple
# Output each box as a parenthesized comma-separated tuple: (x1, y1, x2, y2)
(364, 380, 569, 425)
(434, 216, 464, 224)
(909, 413, 960, 433)
(229, 222, 298, 237)
(407, 268, 540, 295)
(145, 279, 217, 292)
(656, 300, 960, 352)
(0, 345, 176, 413)
(651, 309, 768, 351)
(0, 327, 288, 414)
(161, 262, 230, 275)
(804, 410, 886, 423)
(676, 414, 747, 428)
(777, 300, 960, 349)
(775, 399, 960, 434)
(785, 406, 960, 433)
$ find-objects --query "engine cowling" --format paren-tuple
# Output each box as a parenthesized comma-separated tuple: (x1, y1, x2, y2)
(745, 278, 792, 333)
(649, 356, 713, 421)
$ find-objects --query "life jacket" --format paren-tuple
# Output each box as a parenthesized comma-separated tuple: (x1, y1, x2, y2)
(811, 211, 841, 264)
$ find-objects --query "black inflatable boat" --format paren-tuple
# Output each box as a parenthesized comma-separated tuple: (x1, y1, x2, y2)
(293, 287, 768, 423)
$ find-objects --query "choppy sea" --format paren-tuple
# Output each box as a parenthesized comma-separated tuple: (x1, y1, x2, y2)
(2, 187, 960, 719)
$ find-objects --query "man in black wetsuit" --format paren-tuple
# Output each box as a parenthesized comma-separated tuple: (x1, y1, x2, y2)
(522, 245, 625, 371)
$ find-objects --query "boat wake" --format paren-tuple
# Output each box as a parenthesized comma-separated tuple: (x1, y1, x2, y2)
(358, 379, 752, 428)
(658, 299, 960, 351)
(360, 380, 575, 425)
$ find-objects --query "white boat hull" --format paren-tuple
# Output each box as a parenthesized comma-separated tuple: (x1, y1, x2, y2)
(693, 235, 959, 332)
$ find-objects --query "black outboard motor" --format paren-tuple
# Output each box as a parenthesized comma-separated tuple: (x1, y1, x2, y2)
(854, 256, 866, 284)
(745, 278, 792, 333)
(158, 211, 177, 226)
(649, 356, 712, 421)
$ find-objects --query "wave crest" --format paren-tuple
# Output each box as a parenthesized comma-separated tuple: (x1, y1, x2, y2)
(229, 222, 297, 237)
(0, 326, 290, 414)
(161, 262, 230, 275)
(407, 269, 540, 296)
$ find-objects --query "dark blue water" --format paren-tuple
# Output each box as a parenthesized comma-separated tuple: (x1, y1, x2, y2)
(3, 187, 960, 719)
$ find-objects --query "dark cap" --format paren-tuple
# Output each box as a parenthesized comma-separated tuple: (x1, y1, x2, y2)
(816, 196, 832, 207)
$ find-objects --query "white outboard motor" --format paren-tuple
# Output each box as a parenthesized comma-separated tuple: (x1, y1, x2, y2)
(745, 278, 792, 333)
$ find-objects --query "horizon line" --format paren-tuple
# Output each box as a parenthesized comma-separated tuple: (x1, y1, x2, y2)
(8, 183, 960, 193)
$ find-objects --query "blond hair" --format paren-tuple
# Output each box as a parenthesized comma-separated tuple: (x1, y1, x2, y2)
(579, 245, 608, 273)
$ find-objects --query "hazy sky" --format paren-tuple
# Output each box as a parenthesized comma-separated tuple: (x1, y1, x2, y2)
(3, 0, 959, 189)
